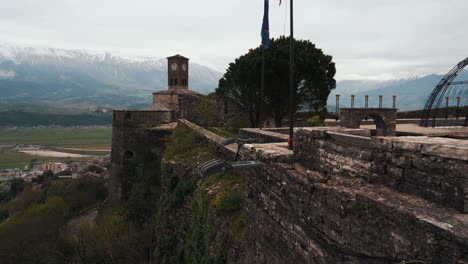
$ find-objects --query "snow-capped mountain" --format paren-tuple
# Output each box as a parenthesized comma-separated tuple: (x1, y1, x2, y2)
(0, 42, 166, 70)
(0, 43, 222, 109)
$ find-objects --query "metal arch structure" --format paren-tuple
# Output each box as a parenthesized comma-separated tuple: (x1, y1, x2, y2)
(420, 57, 468, 127)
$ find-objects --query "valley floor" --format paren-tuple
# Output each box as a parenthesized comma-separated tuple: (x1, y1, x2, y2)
(0, 127, 111, 169)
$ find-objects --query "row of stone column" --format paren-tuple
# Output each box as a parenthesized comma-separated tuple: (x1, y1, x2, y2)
(335, 94, 397, 112)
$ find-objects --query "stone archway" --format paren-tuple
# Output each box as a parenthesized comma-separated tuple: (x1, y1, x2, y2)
(339, 108, 397, 136)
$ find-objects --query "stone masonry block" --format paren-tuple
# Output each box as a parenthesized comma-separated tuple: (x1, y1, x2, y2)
(453, 163, 468, 178)
(421, 144, 468, 161)
(371, 137, 393, 151)
(391, 154, 412, 168)
(387, 165, 404, 181)
(392, 140, 423, 152)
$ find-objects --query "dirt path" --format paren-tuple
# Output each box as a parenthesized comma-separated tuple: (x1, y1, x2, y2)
(20, 150, 90, 158)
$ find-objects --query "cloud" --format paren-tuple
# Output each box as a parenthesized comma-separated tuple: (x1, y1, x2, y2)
(0, 0, 466, 80)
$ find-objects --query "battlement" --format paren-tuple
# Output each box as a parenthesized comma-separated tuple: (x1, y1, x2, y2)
(112, 110, 172, 128)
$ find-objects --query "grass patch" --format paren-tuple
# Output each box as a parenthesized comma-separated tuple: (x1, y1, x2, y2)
(201, 172, 243, 191)
(202, 172, 245, 241)
(0, 127, 111, 148)
(213, 190, 243, 213)
(164, 125, 216, 164)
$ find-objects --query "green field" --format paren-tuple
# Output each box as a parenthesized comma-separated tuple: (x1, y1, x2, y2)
(0, 127, 112, 170)
(0, 152, 67, 170)
(0, 127, 112, 148)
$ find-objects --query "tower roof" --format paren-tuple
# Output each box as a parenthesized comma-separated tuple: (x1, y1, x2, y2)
(152, 89, 203, 96)
(167, 54, 189, 60)
(143, 103, 171, 111)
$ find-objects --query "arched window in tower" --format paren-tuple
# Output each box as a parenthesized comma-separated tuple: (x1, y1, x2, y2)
(123, 150, 134, 162)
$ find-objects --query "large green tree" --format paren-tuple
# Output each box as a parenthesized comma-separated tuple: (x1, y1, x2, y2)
(217, 36, 336, 127)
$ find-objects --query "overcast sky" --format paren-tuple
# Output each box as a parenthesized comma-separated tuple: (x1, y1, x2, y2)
(0, 0, 466, 80)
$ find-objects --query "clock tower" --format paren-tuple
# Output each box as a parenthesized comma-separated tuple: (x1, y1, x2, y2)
(167, 54, 189, 90)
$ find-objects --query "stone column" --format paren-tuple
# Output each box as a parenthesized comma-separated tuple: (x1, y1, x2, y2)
(335, 94, 340, 120)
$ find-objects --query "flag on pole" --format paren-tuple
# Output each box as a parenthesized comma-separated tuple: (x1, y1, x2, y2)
(261, 0, 270, 49)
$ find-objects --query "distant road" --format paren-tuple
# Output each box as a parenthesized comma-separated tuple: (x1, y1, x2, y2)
(20, 150, 91, 158)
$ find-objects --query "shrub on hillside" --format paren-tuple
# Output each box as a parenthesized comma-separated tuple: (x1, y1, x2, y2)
(48, 176, 107, 215)
(306, 115, 325, 127)
(86, 164, 105, 174)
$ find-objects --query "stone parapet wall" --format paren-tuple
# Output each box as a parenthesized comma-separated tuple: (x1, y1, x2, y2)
(239, 160, 468, 263)
(239, 128, 289, 143)
(113, 110, 172, 128)
(178, 119, 225, 145)
(295, 128, 468, 213)
(177, 119, 468, 263)
(239, 127, 370, 144)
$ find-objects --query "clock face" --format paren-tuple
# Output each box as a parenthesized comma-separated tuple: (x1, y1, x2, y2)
(182, 64, 187, 71)
(171, 63, 177, 71)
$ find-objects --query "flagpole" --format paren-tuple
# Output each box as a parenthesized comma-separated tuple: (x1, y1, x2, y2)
(260, 0, 269, 130)
(288, 0, 294, 149)
(260, 46, 265, 129)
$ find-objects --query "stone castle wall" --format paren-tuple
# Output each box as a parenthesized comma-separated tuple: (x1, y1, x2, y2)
(181, 94, 205, 122)
(152, 93, 177, 110)
(239, 128, 289, 143)
(113, 110, 172, 127)
(178, 120, 468, 263)
(239, 156, 468, 263)
(294, 128, 468, 213)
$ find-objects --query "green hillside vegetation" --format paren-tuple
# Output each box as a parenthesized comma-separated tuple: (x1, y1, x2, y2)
(154, 125, 244, 263)
(0, 175, 107, 263)
(0, 124, 245, 263)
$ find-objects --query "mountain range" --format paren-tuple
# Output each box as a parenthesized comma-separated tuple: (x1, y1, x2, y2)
(0, 43, 223, 111)
(0, 43, 464, 115)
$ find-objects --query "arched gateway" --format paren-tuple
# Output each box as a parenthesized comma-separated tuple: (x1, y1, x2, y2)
(339, 108, 397, 136)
